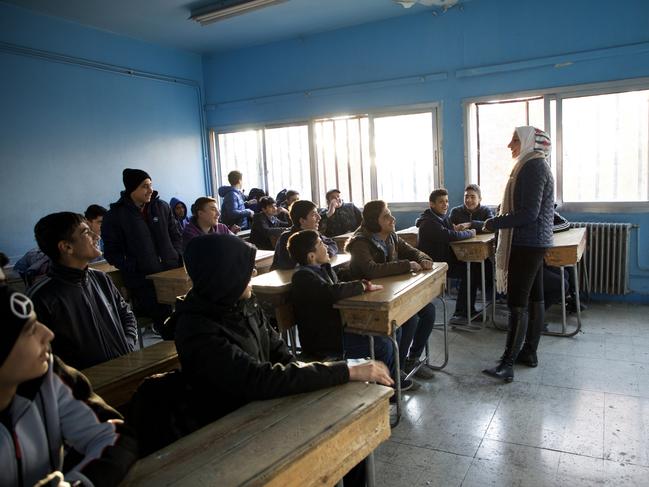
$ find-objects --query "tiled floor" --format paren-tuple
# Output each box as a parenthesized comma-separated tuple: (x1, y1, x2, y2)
(376, 301, 649, 486)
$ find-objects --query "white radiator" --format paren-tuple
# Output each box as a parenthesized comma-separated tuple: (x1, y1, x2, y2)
(570, 222, 632, 295)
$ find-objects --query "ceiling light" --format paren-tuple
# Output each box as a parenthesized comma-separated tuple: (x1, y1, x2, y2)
(190, 0, 287, 26)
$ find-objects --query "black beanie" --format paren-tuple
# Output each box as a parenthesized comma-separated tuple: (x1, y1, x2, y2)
(184, 234, 256, 306)
(0, 286, 35, 367)
(123, 168, 151, 195)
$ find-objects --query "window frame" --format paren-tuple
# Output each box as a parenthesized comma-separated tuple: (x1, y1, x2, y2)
(463, 77, 649, 213)
(209, 102, 443, 210)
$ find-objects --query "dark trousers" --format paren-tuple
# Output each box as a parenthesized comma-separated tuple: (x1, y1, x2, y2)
(507, 246, 546, 307)
(449, 260, 493, 315)
(398, 302, 436, 364)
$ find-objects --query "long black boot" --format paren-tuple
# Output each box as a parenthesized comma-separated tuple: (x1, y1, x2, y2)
(517, 301, 544, 367)
(483, 307, 527, 382)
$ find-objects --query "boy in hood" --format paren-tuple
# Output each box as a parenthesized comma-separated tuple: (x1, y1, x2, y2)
(416, 189, 480, 325)
(0, 286, 138, 487)
(217, 170, 256, 230)
(102, 168, 182, 332)
(169, 197, 190, 231)
(28, 212, 138, 369)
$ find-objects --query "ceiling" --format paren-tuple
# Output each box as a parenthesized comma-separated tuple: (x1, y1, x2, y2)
(4, 0, 467, 54)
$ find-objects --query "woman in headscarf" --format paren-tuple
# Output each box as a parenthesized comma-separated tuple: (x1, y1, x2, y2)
(482, 126, 554, 382)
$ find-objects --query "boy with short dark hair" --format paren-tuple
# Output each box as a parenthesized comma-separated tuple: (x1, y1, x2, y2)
(417, 188, 480, 324)
(250, 196, 291, 250)
(318, 189, 363, 237)
(288, 230, 384, 362)
(28, 212, 138, 369)
(449, 184, 494, 231)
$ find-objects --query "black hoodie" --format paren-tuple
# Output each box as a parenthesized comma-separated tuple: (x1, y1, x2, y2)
(169, 234, 349, 426)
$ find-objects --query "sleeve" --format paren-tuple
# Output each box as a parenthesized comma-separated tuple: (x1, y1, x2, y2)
(321, 234, 338, 257)
(178, 331, 349, 402)
(223, 192, 250, 221)
(491, 161, 548, 230)
(166, 205, 183, 260)
(419, 218, 472, 246)
(349, 240, 410, 279)
(271, 232, 296, 270)
(109, 277, 138, 351)
(292, 269, 364, 308)
(52, 366, 138, 486)
(101, 212, 130, 272)
(449, 207, 461, 225)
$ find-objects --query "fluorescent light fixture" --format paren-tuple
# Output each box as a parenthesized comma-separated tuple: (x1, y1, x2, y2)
(190, 0, 287, 25)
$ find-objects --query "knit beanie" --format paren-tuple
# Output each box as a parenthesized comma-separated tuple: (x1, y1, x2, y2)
(123, 168, 151, 195)
(0, 286, 35, 367)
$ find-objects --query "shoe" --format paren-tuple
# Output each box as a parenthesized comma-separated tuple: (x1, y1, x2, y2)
(449, 312, 467, 325)
(399, 370, 420, 392)
(404, 358, 435, 380)
(483, 306, 527, 383)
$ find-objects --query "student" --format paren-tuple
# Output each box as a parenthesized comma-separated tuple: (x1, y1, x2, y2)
(346, 200, 437, 384)
(102, 168, 182, 331)
(169, 197, 190, 231)
(14, 247, 50, 287)
(288, 229, 386, 362)
(85, 204, 108, 261)
(182, 196, 233, 253)
(449, 184, 494, 231)
(0, 286, 138, 487)
(417, 189, 479, 324)
(217, 170, 256, 230)
(250, 196, 291, 250)
(168, 234, 393, 487)
(27, 212, 137, 369)
(277, 189, 300, 223)
(318, 189, 363, 238)
(271, 199, 338, 270)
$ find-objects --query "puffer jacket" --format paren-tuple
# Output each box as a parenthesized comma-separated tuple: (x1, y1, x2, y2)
(491, 157, 555, 247)
(218, 186, 251, 229)
(102, 191, 182, 288)
(170, 292, 349, 426)
(345, 227, 432, 280)
(0, 356, 137, 487)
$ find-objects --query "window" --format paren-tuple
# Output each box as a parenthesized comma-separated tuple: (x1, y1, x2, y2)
(212, 106, 441, 206)
(466, 81, 649, 209)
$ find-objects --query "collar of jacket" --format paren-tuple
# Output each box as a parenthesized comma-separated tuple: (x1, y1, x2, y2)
(48, 261, 89, 287)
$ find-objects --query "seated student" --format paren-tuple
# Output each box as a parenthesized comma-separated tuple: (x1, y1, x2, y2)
(182, 196, 233, 253)
(449, 184, 494, 230)
(271, 199, 338, 270)
(318, 189, 363, 238)
(250, 196, 292, 250)
(417, 188, 480, 324)
(14, 247, 50, 287)
(217, 170, 256, 230)
(276, 189, 300, 223)
(168, 234, 393, 487)
(85, 204, 108, 261)
(169, 197, 190, 231)
(346, 200, 437, 385)
(0, 286, 138, 487)
(288, 229, 388, 363)
(28, 212, 138, 369)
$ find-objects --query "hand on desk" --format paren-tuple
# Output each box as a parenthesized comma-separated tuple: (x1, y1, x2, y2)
(453, 222, 472, 231)
(230, 224, 241, 234)
(348, 360, 394, 387)
(420, 260, 433, 270)
(362, 280, 383, 292)
(409, 261, 422, 272)
(482, 218, 494, 232)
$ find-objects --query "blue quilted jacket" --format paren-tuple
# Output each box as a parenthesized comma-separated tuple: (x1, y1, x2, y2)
(491, 157, 555, 247)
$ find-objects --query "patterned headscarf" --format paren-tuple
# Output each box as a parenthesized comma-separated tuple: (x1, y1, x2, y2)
(515, 126, 551, 161)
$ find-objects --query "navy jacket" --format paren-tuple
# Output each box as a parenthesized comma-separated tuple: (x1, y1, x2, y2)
(491, 157, 555, 247)
(291, 264, 365, 360)
(271, 228, 338, 270)
(102, 191, 182, 288)
(449, 204, 494, 230)
(416, 209, 474, 264)
(250, 212, 291, 250)
(318, 203, 362, 238)
(218, 185, 252, 229)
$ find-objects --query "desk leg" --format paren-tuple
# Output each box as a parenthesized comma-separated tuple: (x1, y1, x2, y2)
(369, 336, 375, 360)
(466, 262, 472, 327)
(542, 264, 583, 338)
(366, 452, 376, 487)
(560, 265, 567, 334)
(574, 263, 583, 333)
(389, 327, 401, 426)
(428, 296, 449, 370)
(481, 260, 487, 323)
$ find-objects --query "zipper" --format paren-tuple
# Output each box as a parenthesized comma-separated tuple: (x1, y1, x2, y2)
(11, 428, 24, 487)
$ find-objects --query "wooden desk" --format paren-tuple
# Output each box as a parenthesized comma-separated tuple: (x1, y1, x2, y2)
(335, 263, 448, 422)
(252, 253, 351, 331)
(89, 260, 119, 274)
(83, 341, 178, 409)
(543, 227, 587, 337)
(450, 233, 496, 329)
(333, 232, 354, 253)
(237, 229, 251, 241)
(396, 226, 418, 247)
(121, 382, 392, 487)
(148, 250, 275, 306)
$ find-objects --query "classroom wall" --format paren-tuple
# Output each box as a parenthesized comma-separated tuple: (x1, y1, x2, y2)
(202, 0, 649, 300)
(0, 3, 207, 261)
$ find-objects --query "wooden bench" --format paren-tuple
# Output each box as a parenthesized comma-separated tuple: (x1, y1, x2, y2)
(121, 382, 392, 487)
(82, 341, 178, 410)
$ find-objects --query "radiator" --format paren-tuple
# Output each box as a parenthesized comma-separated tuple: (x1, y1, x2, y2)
(570, 222, 632, 295)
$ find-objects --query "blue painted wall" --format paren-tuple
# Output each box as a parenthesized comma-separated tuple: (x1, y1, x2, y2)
(202, 0, 649, 299)
(0, 3, 207, 260)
